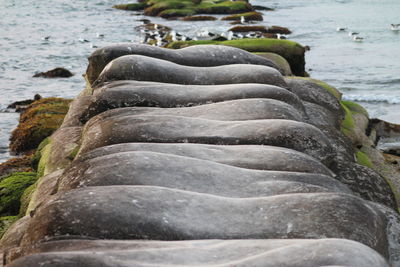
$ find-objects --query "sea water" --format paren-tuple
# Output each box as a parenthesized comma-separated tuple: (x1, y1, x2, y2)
(0, 0, 399, 162)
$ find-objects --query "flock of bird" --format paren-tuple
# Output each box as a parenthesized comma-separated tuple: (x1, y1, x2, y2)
(135, 17, 289, 47)
(336, 24, 400, 42)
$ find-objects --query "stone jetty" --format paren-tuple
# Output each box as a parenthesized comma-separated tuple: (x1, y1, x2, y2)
(1, 43, 400, 266)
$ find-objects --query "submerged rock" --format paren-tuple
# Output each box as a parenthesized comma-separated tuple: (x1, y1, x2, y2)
(32, 67, 73, 78)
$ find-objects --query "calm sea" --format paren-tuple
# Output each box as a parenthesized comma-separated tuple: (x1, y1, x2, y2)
(0, 0, 399, 162)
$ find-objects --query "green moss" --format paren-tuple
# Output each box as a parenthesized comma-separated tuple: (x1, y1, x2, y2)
(286, 77, 342, 100)
(113, 2, 147, 10)
(355, 150, 373, 168)
(341, 100, 369, 117)
(0, 216, 18, 238)
(340, 101, 355, 136)
(19, 182, 36, 216)
(159, 8, 196, 18)
(254, 52, 292, 75)
(221, 11, 263, 21)
(0, 172, 37, 216)
(67, 145, 80, 161)
(167, 38, 302, 54)
(140, 0, 251, 16)
(144, 1, 189, 16)
(9, 97, 71, 153)
(37, 141, 52, 178)
(197, 1, 251, 14)
(31, 137, 51, 171)
(166, 38, 306, 76)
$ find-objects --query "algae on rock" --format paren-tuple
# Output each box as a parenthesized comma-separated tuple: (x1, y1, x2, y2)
(9, 97, 72, 154)
(0, 172, 37, 215)
(166, 38, 306, 76)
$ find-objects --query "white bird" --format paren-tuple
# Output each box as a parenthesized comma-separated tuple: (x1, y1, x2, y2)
(42, 36, 50, 41)
(336, 27, 347, 32)
(170, 30, 177, 42)
(227, 31, 233, 40)
(353, 36, 364, 42)
(276, 33, 286, 40)
(390, 24, 400, 31)
(79, 38, 90, 43)
(240, 16, 245, 24)
(96, 33, 105, 38)
(348, 31, 359, 37)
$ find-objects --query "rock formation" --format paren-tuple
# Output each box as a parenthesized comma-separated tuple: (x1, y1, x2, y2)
(1, 43, 399, 267)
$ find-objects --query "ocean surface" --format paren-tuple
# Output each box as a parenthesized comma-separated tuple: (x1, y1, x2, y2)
(0, 0, 399, 162)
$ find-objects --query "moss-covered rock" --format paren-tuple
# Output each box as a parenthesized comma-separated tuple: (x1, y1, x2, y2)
(0, 172, 37, 215)
(31, 137, 51, 171)
(254, 52, 292, 76)
(229, 25, 267, 32)
(356, 150, 373, 168)
(286, 77, 342, 100)
(0, 155, 34, 179)
(0, 216, 18, 238)
(36, 140, 52, 178)
(229, 25, 291, 34)
(196, 1, 253, 14)
(166, 38, 306, 76)
(18, 183, 36, 217)
(159, 8, 196, 18)
(340, 100, 369, 142)
(9, 97, 72, 153)
(221, 11, 263, 21)
(132, 0, 253, 17)
(113, 2, 148, 11)
(181, 15, 217, 21)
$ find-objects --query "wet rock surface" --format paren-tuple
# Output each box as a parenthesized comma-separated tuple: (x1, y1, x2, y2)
(1, 43, 399, 266)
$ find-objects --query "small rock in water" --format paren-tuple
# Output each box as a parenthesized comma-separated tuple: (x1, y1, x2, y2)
(7, 94, 42, 112)
(33, 67, 73, 78)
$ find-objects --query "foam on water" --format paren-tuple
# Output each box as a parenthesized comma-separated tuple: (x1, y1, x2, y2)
(1, 0, 399, 162)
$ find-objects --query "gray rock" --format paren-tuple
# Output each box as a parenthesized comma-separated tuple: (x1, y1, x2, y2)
(8, 239, 390, 267)
(81, 81, 305, 123)
(86, 44, 283, 84)
(76, 143, 334, 176)
(332, 161, 397, 210)
(21, 186, 389, 257)
(58, 151, 348, 194)
(285, 77, 343, 118)
(85, 99, 304, 130)
(91, 55, 287, 88)
(79, 115, 335, 165)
